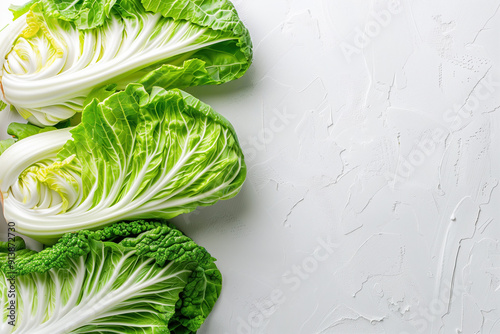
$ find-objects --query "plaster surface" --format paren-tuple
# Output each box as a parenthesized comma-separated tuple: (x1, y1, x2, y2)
(1, 1, 499, 333)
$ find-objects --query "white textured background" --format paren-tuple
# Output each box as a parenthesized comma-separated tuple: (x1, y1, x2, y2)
(2, 0, 500, 333)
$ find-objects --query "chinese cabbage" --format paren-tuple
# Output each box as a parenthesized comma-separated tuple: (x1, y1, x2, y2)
(0, 84, 246, 243)
(0, 220, 222, 333)
(0, 0, 252, 126)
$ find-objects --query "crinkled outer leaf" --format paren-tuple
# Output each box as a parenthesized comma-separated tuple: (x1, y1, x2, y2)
(0, 84, 246, 243)
(140, 0, 252, 58)
(11, 0, 117, 29)
(2, 0, 252, 126)
(0, 220, 222, 333)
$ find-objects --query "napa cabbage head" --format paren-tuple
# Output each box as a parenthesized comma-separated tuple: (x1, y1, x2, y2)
(0, 0, 252, 126)
(0, 84, 246, 243)
(0, 219, 222, 333)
